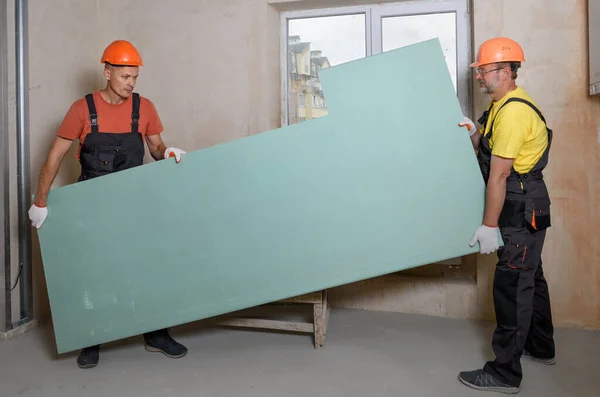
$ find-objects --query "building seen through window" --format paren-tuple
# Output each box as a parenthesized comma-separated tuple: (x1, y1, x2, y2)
(287, 35, 332, 125)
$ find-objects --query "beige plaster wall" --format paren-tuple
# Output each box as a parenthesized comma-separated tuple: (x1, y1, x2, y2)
(21, 0, 599, 331)
(332, 0, 600, 330)
(26, 0, 283, 322)
(471, 0, 600, 329)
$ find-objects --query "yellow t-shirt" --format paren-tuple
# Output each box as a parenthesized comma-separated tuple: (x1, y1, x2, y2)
(482, 87, 548, 174)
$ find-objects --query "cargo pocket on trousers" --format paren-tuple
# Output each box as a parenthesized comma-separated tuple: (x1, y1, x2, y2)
(501, 230, 535, 270)
(525, 197, 551, 231)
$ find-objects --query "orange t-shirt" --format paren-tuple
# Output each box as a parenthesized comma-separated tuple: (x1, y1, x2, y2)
(56, 91, 164, 158)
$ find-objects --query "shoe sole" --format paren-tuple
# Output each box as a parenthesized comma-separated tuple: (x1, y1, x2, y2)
(458, 375, 520, 394)
(77, 362, 98, 369)
(523, 355, 556, 365)
(145, 345, 187, 358)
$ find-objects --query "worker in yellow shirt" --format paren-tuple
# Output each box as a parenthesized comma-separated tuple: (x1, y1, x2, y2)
(457, 37, 555, 394)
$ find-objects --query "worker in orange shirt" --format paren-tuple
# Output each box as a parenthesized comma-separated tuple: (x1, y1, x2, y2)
(28, 40, 188, 368)
(458, 37, 555, 394)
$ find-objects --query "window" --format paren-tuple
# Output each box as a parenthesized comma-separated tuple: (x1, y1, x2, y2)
(380, 13, 458, 90)
(280, 1, 472, 274)
(285, 13, 367, 125)
(280, 0, 471, 126)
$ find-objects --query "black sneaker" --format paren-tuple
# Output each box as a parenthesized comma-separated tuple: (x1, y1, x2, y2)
(458, 369, 520, 394)
(143, 329, 188, 358)
(523, 350, 556, 365)
(77, 345, 100, 369)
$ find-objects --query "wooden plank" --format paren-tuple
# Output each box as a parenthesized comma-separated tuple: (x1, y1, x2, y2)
(278, 292, 322, 304)
(314, 291, 326, 348)
(217, 290, 328, 348)
(215, 318, 314, 333)
(322, 290, 330, 336)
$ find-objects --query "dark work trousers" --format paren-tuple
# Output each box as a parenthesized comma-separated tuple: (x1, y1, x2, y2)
(483, 226, 555, 387)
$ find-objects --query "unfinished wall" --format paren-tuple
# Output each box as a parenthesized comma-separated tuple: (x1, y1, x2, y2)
(331, 0, 600, 330)
(24, 0, 599, 331)
(27, 0, 103, 323)
(474, 0, 600, 330)
(26, 0, 282, 322)
(497, 0, 600, 329)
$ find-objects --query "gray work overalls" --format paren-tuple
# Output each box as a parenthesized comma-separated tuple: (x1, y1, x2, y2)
(78, 92, 169, 351)
(476, 97, 556, 388)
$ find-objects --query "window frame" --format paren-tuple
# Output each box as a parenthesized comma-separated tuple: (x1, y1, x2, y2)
(280, 0, 472, 127)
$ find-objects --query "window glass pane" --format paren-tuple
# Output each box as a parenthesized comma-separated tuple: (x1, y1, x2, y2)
(287, 14, 366, 125)
(382, 13, 457, 91)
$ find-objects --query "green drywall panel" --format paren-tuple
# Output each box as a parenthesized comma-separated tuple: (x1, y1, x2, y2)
(37, 39, 487, 354)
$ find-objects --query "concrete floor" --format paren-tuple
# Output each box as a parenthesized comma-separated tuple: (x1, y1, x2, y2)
(1, 308, 599, 397)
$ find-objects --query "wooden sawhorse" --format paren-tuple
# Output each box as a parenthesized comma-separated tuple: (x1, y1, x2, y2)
(214, 290, 330, 348)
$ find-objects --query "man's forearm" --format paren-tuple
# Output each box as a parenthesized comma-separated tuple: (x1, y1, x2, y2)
(483, 177, 506, 227)
(150, 143, 167, 161)
(470, 132, 481, 151)
(33, 156, 62, 207)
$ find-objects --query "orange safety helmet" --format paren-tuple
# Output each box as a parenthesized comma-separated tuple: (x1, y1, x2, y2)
(470, 37, 525, 68)
(101, 40, 144, 66)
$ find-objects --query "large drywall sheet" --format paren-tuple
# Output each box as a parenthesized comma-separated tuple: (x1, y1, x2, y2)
(37, 39, 486, 354)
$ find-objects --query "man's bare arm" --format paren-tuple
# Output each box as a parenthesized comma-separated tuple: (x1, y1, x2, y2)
(146, 134, 168, 161)
(470, 131, 482, 151)
(33, 136, 73, 207)
(483, 155, 514, 227)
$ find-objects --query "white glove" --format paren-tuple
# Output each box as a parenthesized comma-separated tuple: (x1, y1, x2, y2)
(469, 224, 500, 254)
(459, 116, 477, 136)
(164, 147, 186, 163)
(28, 204, 48, 229)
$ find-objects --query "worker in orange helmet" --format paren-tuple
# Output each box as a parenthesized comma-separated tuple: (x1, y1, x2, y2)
(457, 37, 555, 393)
(28, 40, 188, 368)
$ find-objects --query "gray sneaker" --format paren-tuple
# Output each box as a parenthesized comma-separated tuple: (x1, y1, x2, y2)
(458, 369, 520, 394)
(523, 350, 556, 365)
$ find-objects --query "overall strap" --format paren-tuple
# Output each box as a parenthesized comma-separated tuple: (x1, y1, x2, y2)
(131, 93, 140, 134)
(85, 94, 99, 134)
(478, 101, 494, 131)
(503, 97, 547, 123)
(489, 97, 548, 134)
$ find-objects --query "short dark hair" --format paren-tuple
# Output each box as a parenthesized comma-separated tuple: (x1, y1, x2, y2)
(498, 61, 521, 79)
